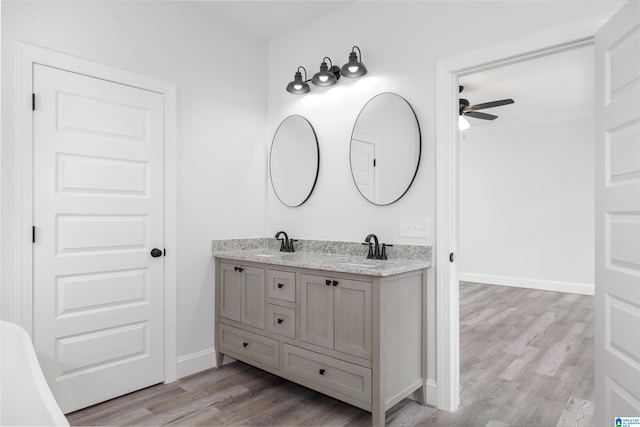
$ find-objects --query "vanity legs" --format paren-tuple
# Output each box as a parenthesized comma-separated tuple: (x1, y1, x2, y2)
(372, 406, 386, 427)
(215, 350, 224, 368)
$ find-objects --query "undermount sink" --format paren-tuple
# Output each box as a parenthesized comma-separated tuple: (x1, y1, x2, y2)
(337, 262, 378, 269)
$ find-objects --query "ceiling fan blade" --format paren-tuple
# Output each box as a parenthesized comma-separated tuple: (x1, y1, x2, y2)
(465, 111, 498, 120)
(468, 99, 514, 111)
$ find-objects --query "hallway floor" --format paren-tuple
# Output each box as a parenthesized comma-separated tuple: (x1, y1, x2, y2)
(67, 282, 594, 426)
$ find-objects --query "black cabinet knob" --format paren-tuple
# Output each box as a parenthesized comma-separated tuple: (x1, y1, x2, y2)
(150, 248, 163, 258)
(277, 283, 284, 289)
(325, 279, 331, 286)
(319, 368, 325, 375)
(277, 318, 284, 324)
(242, 342, 248, 348)
(234, 266, 244, 272)
(332, 280, 339, 286)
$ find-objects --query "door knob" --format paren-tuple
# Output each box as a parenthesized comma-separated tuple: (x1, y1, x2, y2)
(150, 248, 163, 258)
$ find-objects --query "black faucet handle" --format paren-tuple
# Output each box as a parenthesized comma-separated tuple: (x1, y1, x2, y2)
(380, 243, 393, 260)
(278, 238, 286, 252)
(289, 239, 298, 252)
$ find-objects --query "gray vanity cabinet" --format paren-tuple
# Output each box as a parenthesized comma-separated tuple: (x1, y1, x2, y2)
(215, 257, 428, 427)
(300, 274, 371, 359)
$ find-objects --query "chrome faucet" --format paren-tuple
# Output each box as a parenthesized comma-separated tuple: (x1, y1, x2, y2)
(274, 231, 296, 252)
(362, 233, 392, 260)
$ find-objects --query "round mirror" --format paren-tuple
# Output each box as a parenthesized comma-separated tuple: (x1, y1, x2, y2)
(350, 93, 421, 205)
(270, 115, 320, 207)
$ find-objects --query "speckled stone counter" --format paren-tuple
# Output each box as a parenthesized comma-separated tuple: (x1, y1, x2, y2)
(212, 238, 431, 277)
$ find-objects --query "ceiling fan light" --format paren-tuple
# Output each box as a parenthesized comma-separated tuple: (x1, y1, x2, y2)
(458, 115, 470, 131)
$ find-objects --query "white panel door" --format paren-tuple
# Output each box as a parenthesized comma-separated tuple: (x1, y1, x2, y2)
(595, 2, 640, 425)
(32, 64, 165, 413)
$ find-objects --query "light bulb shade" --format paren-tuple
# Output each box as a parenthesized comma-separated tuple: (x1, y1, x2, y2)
(286, 69, 310, 94)
(341, 47, 367, 78)
(458, 115, 470, 131)
(312, 59, 338, 87)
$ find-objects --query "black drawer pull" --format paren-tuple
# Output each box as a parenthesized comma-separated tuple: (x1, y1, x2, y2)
(277, 318, 284, 324)
(319, 368, 325, 375)
(325, 279, 331, 286)
(242, 342, 248, 348)
(332, 280, 339, 286)
(277, 283, 284, 289)
(234, 266, 244, 272)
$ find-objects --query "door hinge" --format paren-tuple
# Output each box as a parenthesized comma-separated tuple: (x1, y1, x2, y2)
(32, 93, 36, 111)
(32, 226, 36, 243)
(449, 252, 454, 263)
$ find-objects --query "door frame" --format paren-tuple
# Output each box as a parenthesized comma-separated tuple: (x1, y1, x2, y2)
(13, 42, 178, 383)
(434, 15, 612, 411)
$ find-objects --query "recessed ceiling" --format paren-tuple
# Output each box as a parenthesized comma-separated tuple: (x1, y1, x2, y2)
(460, 44, 594, 127)
(185, 1, 351, 40)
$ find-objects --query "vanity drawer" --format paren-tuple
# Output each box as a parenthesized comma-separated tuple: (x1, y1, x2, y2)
(267, 304, 296, 339)
(267, 269, 296, 302)
(219, 324, 279, 369)
(282, 344, 372, 405)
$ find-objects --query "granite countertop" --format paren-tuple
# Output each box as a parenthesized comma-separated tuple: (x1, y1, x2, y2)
(212, 238, 431, 277)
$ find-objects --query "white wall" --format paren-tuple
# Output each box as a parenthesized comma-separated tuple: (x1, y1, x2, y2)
(1, 1, 268, 370)
(267, 0, 622, 400)
(459, 115, 595, 294)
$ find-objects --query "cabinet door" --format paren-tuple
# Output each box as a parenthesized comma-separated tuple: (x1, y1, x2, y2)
(300, 274, 334, 349)
(334, 279, 371, 359)
(241, 266, 265, 330)
(220, 263, 241, 322)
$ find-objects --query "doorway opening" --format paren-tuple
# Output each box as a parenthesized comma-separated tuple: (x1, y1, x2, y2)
(433, 17, 609, 412)
(458, 44, 595, 294)
(455, 44, 596, 425)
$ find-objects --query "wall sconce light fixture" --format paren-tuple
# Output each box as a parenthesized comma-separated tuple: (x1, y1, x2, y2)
(286, 66, 311, 94)
(312, 57, 341, 87)
(341, 46, 367, 78)
(286, 47, 367, 94)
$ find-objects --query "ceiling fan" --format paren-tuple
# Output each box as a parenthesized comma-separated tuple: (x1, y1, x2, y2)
(458, 85, 514, 124)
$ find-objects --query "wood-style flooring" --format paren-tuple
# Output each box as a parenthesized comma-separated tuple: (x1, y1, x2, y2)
(67, 282, 594, 426)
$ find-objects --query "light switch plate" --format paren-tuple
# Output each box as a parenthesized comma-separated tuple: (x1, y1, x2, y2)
(399, 217, 430, 238)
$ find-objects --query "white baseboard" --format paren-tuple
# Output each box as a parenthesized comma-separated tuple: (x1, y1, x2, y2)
(459, 273, 594, 296)
(176, 348, 217, 379)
